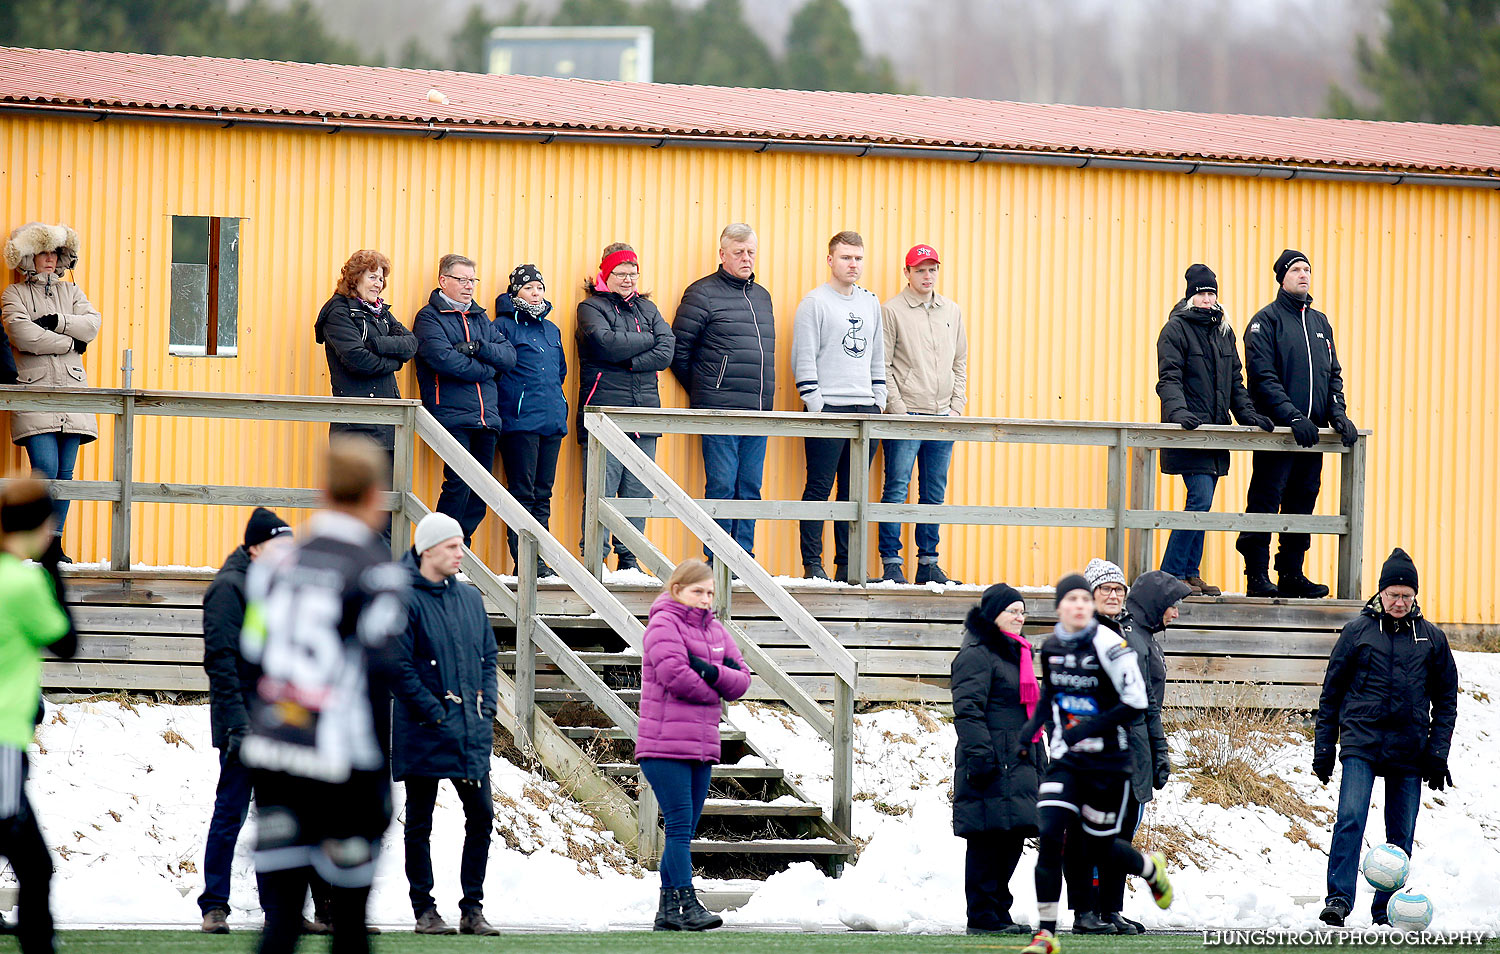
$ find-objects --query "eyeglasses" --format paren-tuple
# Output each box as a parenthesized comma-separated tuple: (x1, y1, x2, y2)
(1001, 606, 1027, 616)
(1096, 585, 1127, 597)
(1383, 593, 1416, 604)
(442, 275, 480, 286)
(610, 270, 639, 281)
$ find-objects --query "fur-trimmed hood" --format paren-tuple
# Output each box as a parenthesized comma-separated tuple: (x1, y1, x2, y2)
(5, 222, 80, 274)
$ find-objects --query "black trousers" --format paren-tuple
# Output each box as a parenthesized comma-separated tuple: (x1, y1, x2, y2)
(0, 756, 54, 954)
(964, 830, 1027, 929)
(1236, 450, 1323, 574)
(799, 403, 879, 567)
(1036, 806, 1143, 927)
(435, 426, 500, 547)
(1095, 789, 1144, 914)
(498, 432, 563, 563)
(257, 868, 370, 954)
(1063, 819, 1098, 914)
(403, 775, 493, 917)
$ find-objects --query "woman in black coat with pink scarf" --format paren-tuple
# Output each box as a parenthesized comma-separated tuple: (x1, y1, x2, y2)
(951, 583, 1043, 935)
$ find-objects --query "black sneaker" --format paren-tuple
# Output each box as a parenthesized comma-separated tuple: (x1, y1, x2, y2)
(878, 563, 909, 584)
(803, 563, 830, 581)
(1319, 899, 1350, 927)
(1072, 911, 1118, 934)
(1278, 571, 1330, 599)
(832, 564, 852, 584)
(1245, 570, 1280, 598)
(615, 551, 640, 572)
(536, 558, 558, 579)
(915, 564, 960, 585)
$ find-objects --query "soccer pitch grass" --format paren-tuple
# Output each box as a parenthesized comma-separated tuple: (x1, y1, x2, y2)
(7, 932, 1499, 953)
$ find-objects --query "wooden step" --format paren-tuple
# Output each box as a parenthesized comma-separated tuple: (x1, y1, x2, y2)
(536, 689, 640, 704)
(560, 726, 746, 742)
(598, 763, 783, 779)
(700, 799, 823, 817)
(690, 839, 856, 856)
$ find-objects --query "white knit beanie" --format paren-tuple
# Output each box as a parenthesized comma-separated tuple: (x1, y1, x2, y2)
(414, 512, 463, 555)
(1084, 557, 1127, 593)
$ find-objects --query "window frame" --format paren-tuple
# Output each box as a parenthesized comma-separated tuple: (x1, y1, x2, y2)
(168, 213, 241, 358)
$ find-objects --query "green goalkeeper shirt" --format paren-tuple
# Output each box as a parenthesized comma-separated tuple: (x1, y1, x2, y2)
(0, 552, 70, 748)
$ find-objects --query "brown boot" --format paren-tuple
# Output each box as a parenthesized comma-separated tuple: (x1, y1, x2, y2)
(1186, 576, 1221, 597)
(459, 910, 501, 936)
(200, 909, 230, 934)
(415, 908, 458, 935)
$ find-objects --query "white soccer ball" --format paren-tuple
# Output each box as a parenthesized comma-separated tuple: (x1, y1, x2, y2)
(1387, 890, 1434, 931)
(1361, 843, 1410, 891)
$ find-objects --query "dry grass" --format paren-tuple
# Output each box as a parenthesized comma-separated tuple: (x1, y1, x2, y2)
(160, 728, 193, 748)
(1134, 812, 1216, 870)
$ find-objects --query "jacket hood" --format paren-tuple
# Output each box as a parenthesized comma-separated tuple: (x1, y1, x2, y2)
(314, 294, 390, 344)
(401, 547, 451, 594)
(650, 590, 715, 628)
(1169, 297, 1228, 331)
(963, 605, 1023, 659)
(1125, 571, 1193, 633)
(5, 221, 80, 274)
(220, 545, 252, 577)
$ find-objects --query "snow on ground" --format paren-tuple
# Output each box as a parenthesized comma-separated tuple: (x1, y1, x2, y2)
(7, 653, 1498, 932)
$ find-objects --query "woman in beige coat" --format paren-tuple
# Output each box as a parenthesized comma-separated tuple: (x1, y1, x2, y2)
(2, 222, 101, 559)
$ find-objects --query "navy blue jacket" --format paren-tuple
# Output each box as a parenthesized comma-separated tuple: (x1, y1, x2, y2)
(493, 294, 569, 437)
(413, 290, 517, 433)
(389, 549, 499, 781)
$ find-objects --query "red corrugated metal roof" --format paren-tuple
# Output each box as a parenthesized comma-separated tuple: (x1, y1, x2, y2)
(2, 46, 1498, 175)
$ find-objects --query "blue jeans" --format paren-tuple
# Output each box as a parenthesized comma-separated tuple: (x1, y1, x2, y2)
(1325, 757, 1421, 918)
(21, 433, 82, 535)
(638, 758, 713, 889)
(877, 435, 954, 563)
(701, 433, 766, 560)
(199, 747, 269, 914)
(1160, 473, 1219, 579)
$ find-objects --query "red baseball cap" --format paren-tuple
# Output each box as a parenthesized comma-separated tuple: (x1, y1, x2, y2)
(905, 244, 940, 267)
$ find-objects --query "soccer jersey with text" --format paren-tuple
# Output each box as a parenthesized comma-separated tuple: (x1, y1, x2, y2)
(1037, 621, 1148, 772)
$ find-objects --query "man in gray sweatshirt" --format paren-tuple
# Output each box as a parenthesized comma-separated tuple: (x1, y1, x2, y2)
(792, 230, 887, 583)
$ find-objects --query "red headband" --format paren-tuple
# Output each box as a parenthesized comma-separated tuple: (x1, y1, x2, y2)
(599, 248, 638, 278)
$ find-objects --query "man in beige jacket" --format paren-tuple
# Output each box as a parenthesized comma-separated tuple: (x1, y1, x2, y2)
(877, 244, 967, 585)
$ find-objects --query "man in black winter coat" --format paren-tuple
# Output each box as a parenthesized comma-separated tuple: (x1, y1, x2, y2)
(1156, 265, 1274, 597)
(670, 224, 776, 562)
(1236, 250, 1358, 599)
(197, 507, 292, 934)
(1313, 548, 1458, 929)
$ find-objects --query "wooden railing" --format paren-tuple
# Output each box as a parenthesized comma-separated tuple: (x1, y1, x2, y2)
(582, 407, 1369, 598)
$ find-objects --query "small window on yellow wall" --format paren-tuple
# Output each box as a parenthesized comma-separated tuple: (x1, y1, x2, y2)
(170, 215, 239, 356)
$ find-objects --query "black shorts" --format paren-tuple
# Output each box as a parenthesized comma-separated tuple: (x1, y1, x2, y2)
(1036, 763, 1131, 837)
(252, 769, 392, 888)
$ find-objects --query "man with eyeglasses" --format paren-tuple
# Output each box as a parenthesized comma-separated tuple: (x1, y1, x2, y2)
(413, 253, 517, 548)
(1312, 548, 1457, 929)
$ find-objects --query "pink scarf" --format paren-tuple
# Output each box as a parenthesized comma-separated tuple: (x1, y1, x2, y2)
(1005, 629, 1043, 741)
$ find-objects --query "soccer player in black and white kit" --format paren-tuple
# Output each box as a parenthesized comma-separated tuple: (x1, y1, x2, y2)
(239, 438, 409, 953)
(1017, 574, 1174, 954)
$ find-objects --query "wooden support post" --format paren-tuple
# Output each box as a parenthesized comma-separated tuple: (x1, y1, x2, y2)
(1336, 437, 1368, 600)
(583, 431, 606, 580)
(848, 419, 871, 585)
(636, 777, 663, 868)
(109, 391, 136, 571)
(1104, 431, 1127, 570)
(712, 551, 732, 620)
(390, 405, 415, 559)
(1127, 444, 1158, 579)
(831, 677, 855, 838)
(515, 531, 538, 761)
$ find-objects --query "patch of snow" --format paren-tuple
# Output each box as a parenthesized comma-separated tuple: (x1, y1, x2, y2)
(604, 568, 660, 586)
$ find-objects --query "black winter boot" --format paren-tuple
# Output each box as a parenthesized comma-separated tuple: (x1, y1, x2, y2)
(1245, 570, 1279, 598)
(803, 563, 830, 581)
(653, 888, 679, 931)
(1104, 912, 1145, 934)
(615, 551, 639, 572)
(672, 887, 723, 931)
(878, 562, 909, 584)
(1071, 911, 1118, 934)
(1278, 570, 1329, 599)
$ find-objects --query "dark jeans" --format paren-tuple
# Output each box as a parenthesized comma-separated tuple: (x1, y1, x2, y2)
(257, 868, 370, 954)
(1236, 450, 1323, 574)
(580, 435, 657, 558)
(878, 432, 954, 564)
(701, 433, 767, 560)
(1326, 757, 1421, 918)
(21, 432, 82, 536)
(799, 404, 880, 568)
(0, 751, 53, 954)
(638, 758, 712, 889)
(402, 775, 493, 917)
(1160, 473, 1219, 579)
(200, 747, 271, 915)
(435, 426, 500, 547)
(964, 830, 1026, 929)
(498, 432, 563, 562)
(1095, 789, 1144, 914)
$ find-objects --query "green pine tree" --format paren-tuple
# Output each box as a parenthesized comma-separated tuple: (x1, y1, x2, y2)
(781, 0, 901, 93)
(1328, 0, 1500, 124)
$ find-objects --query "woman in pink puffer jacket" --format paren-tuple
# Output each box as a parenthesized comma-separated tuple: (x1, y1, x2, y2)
(635, 559, 752, 931)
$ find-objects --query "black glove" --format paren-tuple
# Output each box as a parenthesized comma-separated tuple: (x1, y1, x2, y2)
(967, 761, 998, 790)
(1333, 416, 1359, 447)
(1290, 417, 1320, 448)
(686, 653, 719, 686)
(1423, 754, 1452, 791)
(225, 727, 246, 762)
(1153, 758, 1171, 790)
(1061, 722, 1092, 747)
(722, 657, 742, 671)
(455, 340, 481, 357)
(1169, 410, 1202, 430)
(73, 337, 87, 355)
(1249, 412, 1276, 433)
(1313, 752, 1334, 785)
(34, 314, 59, 331)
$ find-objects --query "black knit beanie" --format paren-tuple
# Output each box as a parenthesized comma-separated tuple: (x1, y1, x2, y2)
(979, 583, 1025, 621)
(1055, 573, 1092, 607)
(508, 264, 545, 297)
(244, 507, 291, 548)
(0, 489, 54, 533)
(1185, 263, 1218, 299)
(1273, 249, 1309, 284)
(1378, 547, 1419, 593)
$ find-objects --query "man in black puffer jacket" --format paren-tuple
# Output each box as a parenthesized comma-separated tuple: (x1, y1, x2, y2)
(1313, 548, 1458, 929)
(670, 224, 776, 562)
(1236, 250, 1358, 599)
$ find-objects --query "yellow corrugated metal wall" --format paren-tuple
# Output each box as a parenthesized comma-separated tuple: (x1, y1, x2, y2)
(2, 114, 1495, 625)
